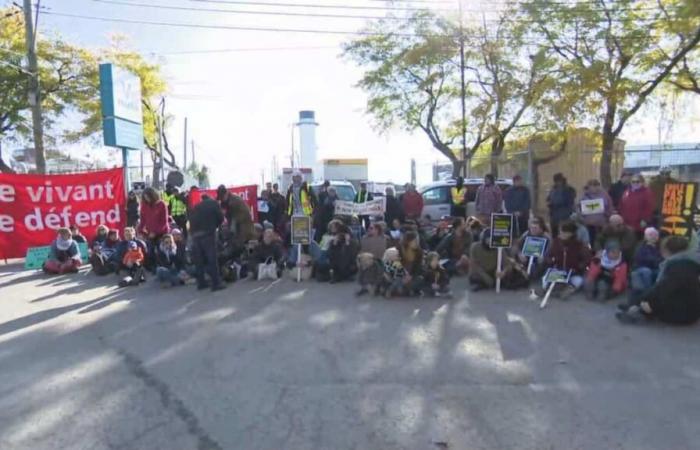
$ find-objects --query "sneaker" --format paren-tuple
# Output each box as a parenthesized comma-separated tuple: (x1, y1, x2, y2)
(616, 306, 645, 325)
(617, 303, 631, 312)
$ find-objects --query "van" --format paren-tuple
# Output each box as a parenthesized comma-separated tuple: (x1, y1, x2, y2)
(419, 178, 512, 221)
(309, 180, 357, 202)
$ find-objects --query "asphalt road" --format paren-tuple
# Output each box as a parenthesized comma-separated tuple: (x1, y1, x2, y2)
(1, 263, 699, 450)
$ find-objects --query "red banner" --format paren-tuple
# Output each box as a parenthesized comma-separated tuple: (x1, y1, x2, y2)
(189, 185, 258, 222)
(0, 168, 125, 259)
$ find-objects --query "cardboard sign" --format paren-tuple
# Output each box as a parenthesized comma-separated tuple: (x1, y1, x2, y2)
(661, 182, 698, 238)
(0, 168, 126, 259)
(490, 213, 514, 248)
(580, 198, 605, 216)
(334, 198, 386, 216)
(24, 242, 89, 270)
(543, 268, 571, 285)
(291, 215, 312, 245)
(521, 236, 548, 258)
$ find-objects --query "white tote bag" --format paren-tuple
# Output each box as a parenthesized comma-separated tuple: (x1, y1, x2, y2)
(257, 257, 278, 281)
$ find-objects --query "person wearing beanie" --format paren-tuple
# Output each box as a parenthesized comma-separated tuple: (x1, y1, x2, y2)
(43, 228, 82, 274)
(620, 227, 663, 310)
(544, 220, 592, 299)
(584, 240, 628, 301)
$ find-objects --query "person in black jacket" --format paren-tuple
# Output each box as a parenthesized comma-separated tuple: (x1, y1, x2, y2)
(126, 191, 140, 228)
(547, 173, 576, 238)
(155, 233, 185, 287)
(384, 186, 404, 227)
(608, 170, 632, 211)
(504, 175, 531, 237)
(327, 223, 360, 283)
(616, 236, 700, 325)
(315, 187, 338, 242)
(190, 194, 225, 291)
(252, 229, 284, 279)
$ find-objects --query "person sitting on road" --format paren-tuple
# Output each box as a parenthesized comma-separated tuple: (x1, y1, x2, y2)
(360, 222, 388, 260)
(435, 217, 472, 276)
(569, 212, 591, 248)
(90, 228, 120, 276)
(398, 230, 424, 296)
(468, 229, 499, 291)
(382, 247, 406, 298)
(155, 233, 186, 288)
(114, 227, 149, 274)
(92, 224, 109, 248)
(584, 240, 628, 301)
(595, 214, 638, 263)
(252, 229, 285, 280)
(43, 227, 82, 275)
(621, 227, 663, 311)
(543, 220, 592, 299)
(422, 251, 451, 297)
(356, 252, 384, 297)
(616, 235, 700, 325)
(328, 222, 360, 283)
(69, 225, 86, 244)
(512, 216, 551, 281)
(119, 241, 146, 287)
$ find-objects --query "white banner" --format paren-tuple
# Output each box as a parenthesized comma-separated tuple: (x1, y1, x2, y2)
(334, 198, 386, 216)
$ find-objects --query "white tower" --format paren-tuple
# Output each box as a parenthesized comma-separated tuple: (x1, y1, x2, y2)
(297, 110, 321, 180)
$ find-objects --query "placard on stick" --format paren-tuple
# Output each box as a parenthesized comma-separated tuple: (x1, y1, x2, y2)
(661, 182, 698, 238)
(291, 215, 312, 245)
(490, 213, 514, 248)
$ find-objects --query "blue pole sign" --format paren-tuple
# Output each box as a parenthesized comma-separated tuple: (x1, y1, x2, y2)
(99, 63, 144, 150)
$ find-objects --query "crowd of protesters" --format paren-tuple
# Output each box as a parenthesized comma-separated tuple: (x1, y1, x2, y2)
(41, 168, 700, 326)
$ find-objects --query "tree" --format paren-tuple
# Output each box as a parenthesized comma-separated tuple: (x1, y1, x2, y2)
(0, 7, 95, 173)
(520, 0, 700, 187)
(343, 11, 491, 177)
(462, 13, 556, 176)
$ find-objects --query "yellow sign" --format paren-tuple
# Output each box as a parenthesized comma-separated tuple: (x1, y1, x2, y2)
(322, 159, 368, 166)
(661, 182, 698, 238)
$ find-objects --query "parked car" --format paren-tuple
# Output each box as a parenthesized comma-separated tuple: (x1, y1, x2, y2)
(309, 180, 357, 202)
(418, 178, 513, 221)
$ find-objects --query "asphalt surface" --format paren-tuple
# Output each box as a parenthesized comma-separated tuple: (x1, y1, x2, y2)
(1, 262, 699, 450)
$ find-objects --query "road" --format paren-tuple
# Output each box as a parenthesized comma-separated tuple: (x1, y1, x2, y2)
(1, 263, 699, 450)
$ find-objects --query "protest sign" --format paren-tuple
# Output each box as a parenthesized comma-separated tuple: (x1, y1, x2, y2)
(0, 169, 125, 259)
(580, 199, 605, 216)
(291, 215, 312, 245)
(24, 242, 89, 270)
(189, 185, 259, 222)
(334, 198, 386, 216)
(660, 182, 698, 238)
(490, 213, 514, 248)
(540, 269, 573, 309)
(522, 236, 548, 259)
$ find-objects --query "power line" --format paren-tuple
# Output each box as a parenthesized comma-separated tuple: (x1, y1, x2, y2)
(41, 11, 427, 36)
(156, 45, 339, 55)
(189, 0, 455, 12)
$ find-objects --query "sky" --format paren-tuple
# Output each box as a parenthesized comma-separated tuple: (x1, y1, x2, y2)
(23, 0, 700, 186)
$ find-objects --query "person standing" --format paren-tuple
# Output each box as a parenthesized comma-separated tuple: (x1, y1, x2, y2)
(546, 173, 576, 238)
(189, 194, 225, 292)
(609, 170, 632, 211)
(475, 174, 503, 225)
(401, 184, 424, 221)
(579, 179, 612, 246)
(384, 187, 404, 226)
(286, 172, 316, 218)
(450, 177, 467, 219)
(126, 190, 140, 228)
(503, 175, 531, 237)
(217, 185, 255, 247)
(354, 182, 374, 231)
(137, 187, 171, 260)
(618, 174, 654, 236)
(316, 186, 338, 242)
(269, 183, 286, 233)
(168, 186, 189, 239)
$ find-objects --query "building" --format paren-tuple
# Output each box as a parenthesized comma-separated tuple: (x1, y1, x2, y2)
(321, 158, 368, 190)
(624, 143, 700, 181)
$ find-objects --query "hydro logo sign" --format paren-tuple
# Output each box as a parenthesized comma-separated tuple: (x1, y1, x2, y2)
(99, 63, 144, 149)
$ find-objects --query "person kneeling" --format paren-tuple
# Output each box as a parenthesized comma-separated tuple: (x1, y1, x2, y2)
(617, 236, 700, 325)
(382, 247, 406, 298)
(119, 242, 145, 287)
(156, 233, 186, 288)
(43, 228, 82, 275)
(356, 252, 383, 296)
(422, 252, 451, 297)
(584, 241, 628, 301)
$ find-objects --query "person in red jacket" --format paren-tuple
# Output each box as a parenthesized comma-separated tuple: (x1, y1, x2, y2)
(137, 187, 171, 262)
(618, 174, 654, 235)
(401, 184, 424, 221)
(545, 220, 592, 299)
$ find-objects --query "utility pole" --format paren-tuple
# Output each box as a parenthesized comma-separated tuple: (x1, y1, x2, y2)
(23, 0, 46, 174)
(191, 140, 195, 166)
(290, 123, 296, 168)
(183, 117, 188, 169)
(410, 159, 417, 186)
(458, 0, 468, 178)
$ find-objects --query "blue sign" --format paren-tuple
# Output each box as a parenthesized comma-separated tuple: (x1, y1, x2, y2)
(99, 63, 143, 150)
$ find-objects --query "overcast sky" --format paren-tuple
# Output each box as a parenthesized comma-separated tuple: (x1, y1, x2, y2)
(35, 0, 700, 186)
